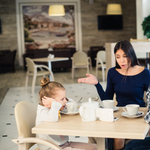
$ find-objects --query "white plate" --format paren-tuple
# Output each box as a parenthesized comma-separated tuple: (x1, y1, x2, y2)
(100, 106, 119, 112)
(121, 111, 144, 118)
(61, 109, 79, 115)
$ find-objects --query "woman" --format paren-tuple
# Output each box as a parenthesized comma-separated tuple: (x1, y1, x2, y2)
(78, 40, 150, 150)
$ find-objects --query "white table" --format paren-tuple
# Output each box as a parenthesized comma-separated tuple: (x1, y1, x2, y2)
(32, 57, 69, 80)
(32, 107, 149, 150)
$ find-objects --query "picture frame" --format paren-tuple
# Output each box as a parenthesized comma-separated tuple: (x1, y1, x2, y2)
(16, 0, 82, 66)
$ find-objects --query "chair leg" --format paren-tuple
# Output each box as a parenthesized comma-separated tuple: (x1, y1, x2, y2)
(88, 137, 97, 144)
(90, 62, 92, 73)
(31, 76, 36, 94)
(96, 64, 98, 78)
(89, 58, 92, 73)
(90, 65, 92, 73)
(102, 67, 105, 82)
(25, 74, 29, 89)
(72, 67, 74, 79)
(87, 66, 89, 74)
(18, 143, 27, 150)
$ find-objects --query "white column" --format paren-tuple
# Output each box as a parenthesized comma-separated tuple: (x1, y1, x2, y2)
(136, 0, 144, 39)
(136, 0, 150, 39)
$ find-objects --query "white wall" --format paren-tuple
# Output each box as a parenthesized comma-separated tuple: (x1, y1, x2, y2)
(136, 0, 150, 39)
(136, 0, 150, 58)
(143, 0, 150, 17)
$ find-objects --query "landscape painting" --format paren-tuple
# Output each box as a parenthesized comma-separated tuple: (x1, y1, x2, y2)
(23, 5, 75, 51)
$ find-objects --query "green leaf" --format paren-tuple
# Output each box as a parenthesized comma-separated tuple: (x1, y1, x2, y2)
(141, 15, 150, 38)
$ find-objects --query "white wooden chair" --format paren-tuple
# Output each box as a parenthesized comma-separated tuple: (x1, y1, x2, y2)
(25, 57, 54, 94)
(12, 101, 62, 150)
(71, 51, 92, 79)
(95, 51, 106, 82)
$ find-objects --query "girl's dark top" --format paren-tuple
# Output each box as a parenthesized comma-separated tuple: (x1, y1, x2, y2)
(95, 67, 150, 107)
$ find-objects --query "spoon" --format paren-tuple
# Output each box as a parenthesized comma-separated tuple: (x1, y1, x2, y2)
(77, 97, 83, 103)
(94, 96, 99, 101)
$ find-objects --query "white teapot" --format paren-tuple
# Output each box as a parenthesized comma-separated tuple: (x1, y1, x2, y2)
(79, 98, 99, 121)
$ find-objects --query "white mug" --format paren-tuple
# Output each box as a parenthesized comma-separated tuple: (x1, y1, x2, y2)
(123, 104, 139, 116)
(66, 102, 77, 112)
(96, 108, 114, 122)
(102, 100, 114, 109)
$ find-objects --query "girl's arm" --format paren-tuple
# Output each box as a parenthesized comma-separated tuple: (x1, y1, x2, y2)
(39, 101, 62, 122)
(47, 101, 62, 122)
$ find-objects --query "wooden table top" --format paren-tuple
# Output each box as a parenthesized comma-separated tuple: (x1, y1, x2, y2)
(32, 57, 69, 62)
(32, 107, 149, 140)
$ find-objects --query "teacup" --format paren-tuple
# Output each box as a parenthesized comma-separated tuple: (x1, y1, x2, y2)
(66, 102, 77, 112)
(102, 100, 114, 109)
(123, 104, 139, 116)
(48, 54, 54, 59)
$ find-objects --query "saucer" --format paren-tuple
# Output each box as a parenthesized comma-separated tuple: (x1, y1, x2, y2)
(121, 111, 144, 118)
(113, 107, 119, 112)
(61, 109, 79, 115)
(100, 106, 119, 112)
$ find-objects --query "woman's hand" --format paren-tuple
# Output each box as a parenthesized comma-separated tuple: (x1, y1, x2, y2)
(78, 73, 98, 85)
(42, 96, 55, 109)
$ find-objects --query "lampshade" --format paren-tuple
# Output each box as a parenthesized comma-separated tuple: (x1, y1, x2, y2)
(106, 4, 122, 15)
(49, 5, 65, 16)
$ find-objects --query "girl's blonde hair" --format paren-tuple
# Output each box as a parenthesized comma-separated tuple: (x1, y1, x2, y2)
(39, 78, 65, 105)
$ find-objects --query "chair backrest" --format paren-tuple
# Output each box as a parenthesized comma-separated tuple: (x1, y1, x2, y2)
(26, 57, 35, 73)
(73, 51, 88, 64)
(15, 101, 37, 149)
(97, 51, 106, 63)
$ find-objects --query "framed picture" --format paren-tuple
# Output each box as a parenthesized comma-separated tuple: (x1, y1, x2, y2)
(16, 0, 82, 66)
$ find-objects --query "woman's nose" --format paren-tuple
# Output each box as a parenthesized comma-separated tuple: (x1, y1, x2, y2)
(120, 57, 125, 62)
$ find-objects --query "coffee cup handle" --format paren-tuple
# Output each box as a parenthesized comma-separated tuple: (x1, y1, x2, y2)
(79, 106, 87, 121)
(123, 107, 127, 112)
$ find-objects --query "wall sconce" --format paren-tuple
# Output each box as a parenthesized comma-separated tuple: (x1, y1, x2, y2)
(106, 4, 122, 15)
(49, 5, 65, 16)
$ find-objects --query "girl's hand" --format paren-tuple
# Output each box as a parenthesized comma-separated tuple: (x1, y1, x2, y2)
(42, 96, 55, 109)
(78, 73, 98, 85)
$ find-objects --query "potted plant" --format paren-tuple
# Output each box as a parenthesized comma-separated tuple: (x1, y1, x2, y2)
(141, 15, 150, 39)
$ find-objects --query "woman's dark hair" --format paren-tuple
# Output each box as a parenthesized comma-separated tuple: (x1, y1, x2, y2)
(114, 40, 139, 68)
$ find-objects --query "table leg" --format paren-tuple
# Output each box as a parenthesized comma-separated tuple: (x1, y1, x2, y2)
(96, 138, 105, 150)
(48, 61, 53, 80)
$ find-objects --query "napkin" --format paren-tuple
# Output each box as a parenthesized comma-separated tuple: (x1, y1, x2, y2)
(48, 54, 54, 59)
(96, 108, 114, 122)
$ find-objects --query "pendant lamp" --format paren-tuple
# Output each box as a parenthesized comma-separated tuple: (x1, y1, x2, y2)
(49, 5, 65, 16)
(106, 4, 122, 15)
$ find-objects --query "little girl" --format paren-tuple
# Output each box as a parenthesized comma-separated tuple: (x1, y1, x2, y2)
(36, 77, 97, 150)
